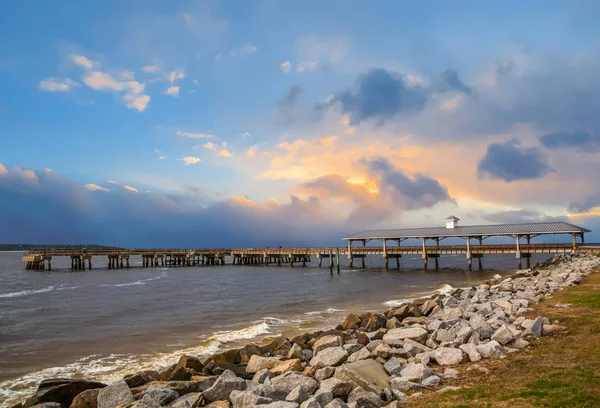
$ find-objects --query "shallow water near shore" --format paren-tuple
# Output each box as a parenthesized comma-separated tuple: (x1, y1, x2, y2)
(0, 251, 552, 406)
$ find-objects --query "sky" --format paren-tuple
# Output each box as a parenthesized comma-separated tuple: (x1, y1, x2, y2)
(1, 0, 600, 247)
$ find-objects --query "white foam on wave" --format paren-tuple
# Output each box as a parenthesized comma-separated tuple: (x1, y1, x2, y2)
(209, 321, 271, 343)
(383, 298, 415, 308)
(0, 286, 57, 299)
(305, 307, 345, 316)
(435, 283, 454, 295)
(100, 273, 166, 288)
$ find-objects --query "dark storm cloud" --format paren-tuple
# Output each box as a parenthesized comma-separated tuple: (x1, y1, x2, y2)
(539, 130, 600, 153)
(0, 167, 351, 247)
(316, 67, 471, 125)
(477, 139, 553, 182)
(430, 68, 472, 94)
(568, 193, 600, 214)
(363, 157, 454, 210)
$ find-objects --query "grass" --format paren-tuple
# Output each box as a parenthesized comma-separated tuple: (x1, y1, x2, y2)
(409, 270, 600, 408)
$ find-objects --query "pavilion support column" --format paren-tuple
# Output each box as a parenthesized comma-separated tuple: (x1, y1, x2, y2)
(581, 233, 585, 245)
(466, 237, 472, 270)
(422, 238, 428, 270)
(435, 238, 440, 270)
(397, 240, 401, 269)
(572, 233, 577, 252)
(383, 239, 388, 269)
(516, 235, 522, 269)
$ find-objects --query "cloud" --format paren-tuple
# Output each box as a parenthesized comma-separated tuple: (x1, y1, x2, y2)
(177, 130, 214, 139)
(142, 62, 163, 74)
(0, 166, 353, 246)
(321, 68, 428, 125)
(242, 132, 251, 138)
(82, 71, 150, 111)
(124, 186, 138, 193)
(179, 156, 201, 165)
(568, 193, 600, 214)
(539, 130, 600, 153)
(85, 184, 109, 192)
(0, 162, 7, 176)
(363, 156, 454, 210)
(167, 70, 185, 84)
(482, 208, 568, 224)
(278, 85, 302, 109)
(203, 141, 216, 150)
(228, 44, 257, 58)
(430, 68, 472, 94)
(69, 54, 95, 70)
(477, 139, 553, 182)
(154, 148, 164, 159)
(39, 78, 80, 92)
(246, 145, 259, 158)
(218, 150, 232, 158)
(297, 61, 319, 73)
(164, 86, 180, 96)
(107, 180, 120, 185)
(296, 36, 348, 68)
(280, 61, 291, 73)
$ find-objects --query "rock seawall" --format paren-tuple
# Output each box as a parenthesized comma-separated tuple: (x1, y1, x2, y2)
(14, 252, 600, 408)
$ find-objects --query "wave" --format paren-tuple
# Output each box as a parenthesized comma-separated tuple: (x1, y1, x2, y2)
(100, 273, 166, 288)
(435, 283, 454, 295)
(0, 286, 56, 299)
(305, 308, 345, 316)
(383, 298, 415, 308)
(209, 322, 271, 343)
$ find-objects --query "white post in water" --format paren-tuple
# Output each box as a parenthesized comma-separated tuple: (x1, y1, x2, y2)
(466, 236, 472, 270)
(382, 239, 387, 268)
(516, 234, 522, 269)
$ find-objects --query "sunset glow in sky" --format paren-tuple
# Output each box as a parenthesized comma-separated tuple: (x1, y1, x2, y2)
(1, 1, 599, 246)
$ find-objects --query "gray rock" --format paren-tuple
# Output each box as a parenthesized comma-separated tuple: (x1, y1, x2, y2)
(271, 372, 318, 397)
(346, 347, 371, 363)
(383, 328, 428, 346)
(300, 349, 314, 363)
(524, 316, 544, 337)
(288, 344, 303, 359)
(476, 340, 506, 359)
(138, 395, 162, 408)
(140, 386, 179, 405)
(403, 339, 432, 357)
(246, 355, 281, 373)
(491, 325, 515, 345)
(399, 363, 432, 381)
(384, 357, 405, 376)
(422, 375, 441, 387)
(298, 399, 321, 408)
(253, 368, 271, 384)
(313, 336, 343, 355)
(347, 387, 383, 408)
(309, 347, 348, 368)
(256, 402, 300, 408)
(365, 340, 383, 352)
(325, 399, 349, 408)
(343, 344, 364, 354)
(458, 343, 481, 362)
(333, 359, 390, 395)
(230, 389, 273, 408)
(318, 378, 353, 400)
(202, 370, 247, 403)
(389, 377, 423, 392)
(168, 392, 203, 408)
(415, 352, 430, 365)
(434, 348, 465, 365)
(315, 367, 336, 381)
(97, 380, 133, 408)
(286, 385, 309, 404)
(391, 389, 407, 403)
(312, 390, 334, 406)
(443, 368, 459, 379)
(510, 338, 530, 349)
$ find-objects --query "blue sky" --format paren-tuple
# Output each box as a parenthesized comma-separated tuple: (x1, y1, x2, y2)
(1, 0, 600, 245)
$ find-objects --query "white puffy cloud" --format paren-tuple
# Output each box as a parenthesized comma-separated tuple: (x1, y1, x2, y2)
(124, 185, 139, 192)
(69, 54, 95, 70)
(297, 61, 318, 73)
(179, 156, 201, 165)
(280, 61, 291, 73)
(39, 78, 80, 92)
(85, 184, 109, 192)
(246, 145, 259, 158)
(164, 86, 180, 96)
(82, 72, 150, 112)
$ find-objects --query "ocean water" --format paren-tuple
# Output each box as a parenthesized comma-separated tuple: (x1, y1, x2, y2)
(0, 251, 551, 406)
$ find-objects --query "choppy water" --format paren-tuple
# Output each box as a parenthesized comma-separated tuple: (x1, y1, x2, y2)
(0, 251, 551, 406)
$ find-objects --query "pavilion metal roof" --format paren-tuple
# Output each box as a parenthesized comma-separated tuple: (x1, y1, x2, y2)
(344, 221, 591, 240)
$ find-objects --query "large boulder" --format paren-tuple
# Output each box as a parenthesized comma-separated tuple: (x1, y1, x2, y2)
(476, 340, 506, 359)
(318, 378, 353, 400)
(230, 389, 273, 407)
(346, 347, 371, 363)
(399, 363, 433, 381)
(340, 314, 362, 330)
(434, 348, 465, 366)
(491, 325, 515, 345)
(334, 359, 390, 394)
(202, 370, 247, 403)
(309, 347, 348, 368)
(524, 316, 544, 337)
(261, 338, 293, 357)
(271, 359, 304, 375)
(271, 372, 318, 399)
(124, 371, 161, 388)
(97, 380, 133, 408)
(168, 393, 203, 408)
(383, 327, 428, 346)
(313, 336, 343, 355)
(389, 377, 424, 392)
(69, 388, 102, 408)
(246, 356, 281, 373)
(285, 385, 309, 404)
(347, 387, 383, 408)
(140, 386, 179, 405)
(459, 343, 482, 362)
(26, 379, 106, 408)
